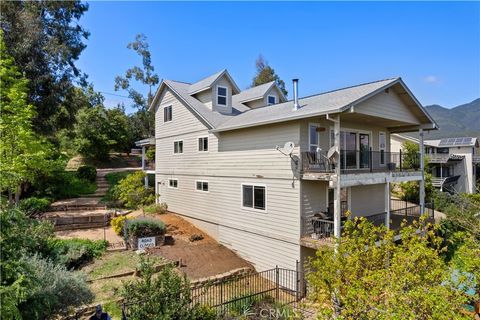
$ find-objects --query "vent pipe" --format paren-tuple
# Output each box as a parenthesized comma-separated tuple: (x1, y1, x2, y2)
(292, 79, 300, 111)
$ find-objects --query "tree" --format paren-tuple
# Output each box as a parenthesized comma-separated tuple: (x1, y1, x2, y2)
(251, 55, 288, 96)
(307, 217, 474, 319)
(122, 259, 216, 320)
(115, 34, 159, 138)
(106, 106, 135, 154)
(72, 106, 114, 160)
(0, 1, 89, 134)
(0, 33, 58, 204)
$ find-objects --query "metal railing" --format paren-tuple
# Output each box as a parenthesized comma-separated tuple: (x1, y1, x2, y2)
(301, 149, 421, 174)
(121, 265, 306, 318)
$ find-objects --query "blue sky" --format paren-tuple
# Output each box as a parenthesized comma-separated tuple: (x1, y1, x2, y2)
(77, 1, 480, 113)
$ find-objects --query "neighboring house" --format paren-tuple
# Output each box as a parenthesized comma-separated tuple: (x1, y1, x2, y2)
(392, 134, 479, 194)
(150, 69, 437, 272)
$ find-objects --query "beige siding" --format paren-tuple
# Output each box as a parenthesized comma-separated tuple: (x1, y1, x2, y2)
(155, 90, 302, 270)
(350, 184, 386, 216)
(193, 90, 213, 110)
(155, 89, 209, 140)
(301, 181, 328, 219)
(245, 99, 265, 109)
(212, 76, 233, 114)
(356, 90, 421, 124)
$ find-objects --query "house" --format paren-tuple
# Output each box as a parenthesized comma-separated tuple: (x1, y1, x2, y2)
(392, 134, 479, 193)
(135, 137, 156, 187)
(150, 69, 437, 272)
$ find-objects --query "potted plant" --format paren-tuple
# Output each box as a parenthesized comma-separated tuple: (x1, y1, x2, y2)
(387, 162, 396, 171)
(126, 217, 166, 250)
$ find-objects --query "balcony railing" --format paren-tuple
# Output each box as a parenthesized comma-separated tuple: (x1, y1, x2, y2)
(301, 203, 434, 244)
(142, 159, 155, 170)
(301, 149, 420, 174)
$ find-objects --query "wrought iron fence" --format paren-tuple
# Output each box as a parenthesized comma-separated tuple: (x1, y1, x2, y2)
(121, 265, 306, 319)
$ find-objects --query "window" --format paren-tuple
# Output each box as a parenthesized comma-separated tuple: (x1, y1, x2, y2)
(379, 132, 386, 165)
(198, 137, 208, 152)
(242, 184, 266, 211)
(267, 95, 276, 105)
(164, 105, 172, 122)
(217, 86, 227, 106)
(437, 147, 449, 154)
(174, 141, 183, 154)
(168, 179, 178, 188)
(309, 124, 320, 152)
(196, 181, 209, 192)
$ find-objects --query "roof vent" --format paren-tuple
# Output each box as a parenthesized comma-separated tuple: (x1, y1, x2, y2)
(292, 79, 300, 111)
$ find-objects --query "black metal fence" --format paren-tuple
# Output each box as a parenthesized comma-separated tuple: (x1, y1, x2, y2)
(301, 149, 421, 174)
(121, 265, 306, 319)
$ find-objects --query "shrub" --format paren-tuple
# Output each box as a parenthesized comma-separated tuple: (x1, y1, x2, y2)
(19, 197, 51, 216)
(128, 217, 166, 238)
(76, 165, 97, 182)
(122, 259, 216, 320)
(114, 171, 155, 209)
(18, 254, 93, 319)
(111, 215, 132, 236)
(47, 238, 107, 269)
(146, 147, 155, 161)
(32, 170, 96, 200)
(144, 202, 168, 215)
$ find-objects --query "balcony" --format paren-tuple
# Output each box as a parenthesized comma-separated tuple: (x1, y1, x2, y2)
(301, 150, 420, 175)
(300, 201, 434, 249)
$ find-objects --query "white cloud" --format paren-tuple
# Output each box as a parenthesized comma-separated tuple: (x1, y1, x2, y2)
(423, 75, 439, 84)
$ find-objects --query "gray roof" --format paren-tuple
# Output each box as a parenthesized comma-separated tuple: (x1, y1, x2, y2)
(151, 71, 436, 133)
(188, 69, 240, 95)
(232, 81, 276, 103)
(214, 78, 400, 132)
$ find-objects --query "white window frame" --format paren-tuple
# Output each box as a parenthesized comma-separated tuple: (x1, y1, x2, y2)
(329, 126, 372, 170)
(168, 178, 178, 189)
(197, 136, 209, 152)
(241, 183, 267, 213)
(173, 140, 183, 154)
(267, 95, 276, 106)
(309, 123, 321, 152)
(195, 180, 209, 192)
(217, 85, 228, 106)
(379, 131, 386, 166)
(163, 105, 172, 122)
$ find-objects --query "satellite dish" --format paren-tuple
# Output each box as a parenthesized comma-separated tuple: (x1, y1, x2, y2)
(327, 146, 338, 160)
(283, 141, 295, 155)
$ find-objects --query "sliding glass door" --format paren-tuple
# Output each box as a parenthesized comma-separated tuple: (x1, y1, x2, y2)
(359, 133, 370, 168)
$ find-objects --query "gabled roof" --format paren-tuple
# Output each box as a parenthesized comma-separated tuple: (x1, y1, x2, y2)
(188, 69, 241, 95)
(232, 81, 287, 104)
(213, 77, 436, 132)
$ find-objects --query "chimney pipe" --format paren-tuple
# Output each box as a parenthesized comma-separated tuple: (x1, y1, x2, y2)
(292, 79, 300, 111)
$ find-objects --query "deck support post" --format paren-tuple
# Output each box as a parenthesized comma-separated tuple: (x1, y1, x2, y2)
(329, 114, 342, 240)
(419, 128, 425, 215)
(385, 178, 390, 229)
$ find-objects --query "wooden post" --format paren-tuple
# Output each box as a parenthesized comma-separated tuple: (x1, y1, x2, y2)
(333, 115, 342, 239)
(385, 180, 390, 229)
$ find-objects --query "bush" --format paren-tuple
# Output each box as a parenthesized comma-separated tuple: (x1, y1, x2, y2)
(47, 238, 107, 269)
(18, 254, 93, 319)
(144, 202, 168, 215)
(32, 171, 96, 200)
(111, 215, 132, 236)
(114, 171, 155, 209)
(146, 147, 155, 161)
(76, 165, 97, 182)
(19, 197, 51, 216)
(128, 217, 166, 238)
(122, 259, 216, 320)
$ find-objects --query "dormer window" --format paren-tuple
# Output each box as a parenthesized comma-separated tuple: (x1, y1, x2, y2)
(267, 95, 276, 106)
(217, 86, 228, 106)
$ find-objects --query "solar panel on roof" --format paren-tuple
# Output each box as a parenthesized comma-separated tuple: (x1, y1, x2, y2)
(438, 138, 449, 146)
(462, 137, 472, 144)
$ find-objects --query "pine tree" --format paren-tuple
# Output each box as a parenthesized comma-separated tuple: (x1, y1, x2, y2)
(251, 55, 288, 96)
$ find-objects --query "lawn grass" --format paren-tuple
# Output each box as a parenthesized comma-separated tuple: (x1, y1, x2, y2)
(82, 251, 162, 280)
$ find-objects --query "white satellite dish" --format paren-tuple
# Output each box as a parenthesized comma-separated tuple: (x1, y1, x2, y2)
(283, 141, 295, 155)
(327, 146, 338, 160)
